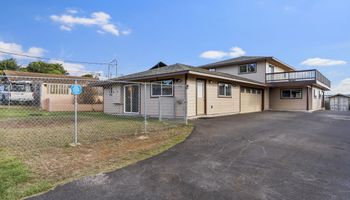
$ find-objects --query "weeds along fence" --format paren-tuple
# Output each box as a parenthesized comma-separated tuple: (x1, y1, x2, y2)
(0, 75, 187, 150)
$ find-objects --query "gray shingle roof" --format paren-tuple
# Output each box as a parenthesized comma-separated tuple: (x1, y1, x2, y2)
(199, 56, 295, 71)
(111, 63, 264, 85)
(199, 56, 270, 68)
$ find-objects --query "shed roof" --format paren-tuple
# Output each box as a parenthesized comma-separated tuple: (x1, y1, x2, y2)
(2, 70, 98, 82)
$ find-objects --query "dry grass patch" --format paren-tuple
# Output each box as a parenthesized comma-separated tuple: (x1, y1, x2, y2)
(19, 126, 192, 184)
(0, 108, 193, 199)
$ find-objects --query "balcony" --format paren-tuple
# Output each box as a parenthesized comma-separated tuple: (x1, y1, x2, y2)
(266, 69, 331, 89)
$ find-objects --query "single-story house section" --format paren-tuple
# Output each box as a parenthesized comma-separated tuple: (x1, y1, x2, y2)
(95, 56, 331, 119)
(328, 94, 350, 111)
(0, 70, 103, 112)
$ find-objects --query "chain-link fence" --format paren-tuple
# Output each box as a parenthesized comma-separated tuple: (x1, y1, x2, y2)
(0, 75, 187, 151)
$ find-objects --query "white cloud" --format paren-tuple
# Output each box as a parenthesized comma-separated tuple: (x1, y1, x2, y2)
(49, 59, 85, 75)
(200, 46, 246, 59)
(50, 10, 130, 36)
(0, 41, 46, 60)
(121, 29, 132, 35)
(66, 9, 78, 14)
(301, 57, 346, 66)
(331, 78, 350, 94)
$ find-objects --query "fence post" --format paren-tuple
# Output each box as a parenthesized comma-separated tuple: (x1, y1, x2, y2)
(73, 80, 78, 145)
(144, 83, 147, 133)
(8, 82, 12, 108)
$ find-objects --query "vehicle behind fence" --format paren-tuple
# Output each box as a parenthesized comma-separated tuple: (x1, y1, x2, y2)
(0, 75, 187, 151)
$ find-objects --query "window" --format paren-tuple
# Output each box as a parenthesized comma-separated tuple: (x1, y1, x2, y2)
(252, 89, 257, 94)
(268, 64, 275, 73)
(257, 90, 261, 94)
(314, 89, 318, 99)
(151, 79, 173, 97)
(218, 83, 232, 97)
(240, 87, 245, 93)
(246, 88, 251, 93)
(319, 91, 322, 99)
(281, 89, 302, 99)
(209, 68, 216, 72)
(47, 84, 70, 95)
(239, 63, 257, 74)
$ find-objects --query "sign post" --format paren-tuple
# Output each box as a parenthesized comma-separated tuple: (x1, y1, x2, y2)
(71, 81, 82, 146)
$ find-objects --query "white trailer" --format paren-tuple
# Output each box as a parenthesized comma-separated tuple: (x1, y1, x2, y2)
(0, 81, 34, 104)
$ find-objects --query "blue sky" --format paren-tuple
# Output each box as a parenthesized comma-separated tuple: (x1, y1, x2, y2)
(0, 0, 349, 93)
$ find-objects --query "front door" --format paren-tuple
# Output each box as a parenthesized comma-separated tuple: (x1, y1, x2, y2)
(124, 85, 139, 113)
(196, 79, 206, 115)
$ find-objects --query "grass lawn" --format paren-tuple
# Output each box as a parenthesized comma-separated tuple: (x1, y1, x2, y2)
(0, 107, 193, 199)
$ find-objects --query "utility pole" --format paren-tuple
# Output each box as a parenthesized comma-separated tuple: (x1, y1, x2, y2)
(108, 59, 118, 79)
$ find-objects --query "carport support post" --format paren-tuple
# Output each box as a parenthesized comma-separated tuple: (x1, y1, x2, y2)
(73, 80, 78, 145)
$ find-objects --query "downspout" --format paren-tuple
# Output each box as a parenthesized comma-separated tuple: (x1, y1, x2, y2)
(306, 86, 309, 111)
(184, 74, 188, 125)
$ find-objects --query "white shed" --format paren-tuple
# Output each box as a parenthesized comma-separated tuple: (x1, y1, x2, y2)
(329, 94, 350, 111)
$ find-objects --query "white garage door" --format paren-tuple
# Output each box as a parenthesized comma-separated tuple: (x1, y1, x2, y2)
(240, 87, 262, 113)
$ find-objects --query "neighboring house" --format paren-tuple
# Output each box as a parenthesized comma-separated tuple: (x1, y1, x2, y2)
(96, 56, 331, 119)
(328, 94, 350, 111)
(0, 70, 102, 112)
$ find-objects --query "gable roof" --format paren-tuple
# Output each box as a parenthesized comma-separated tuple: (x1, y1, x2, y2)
(149, 62, 167, 70)
(106, 63, 265, 86)
(199, 56, 295, 71)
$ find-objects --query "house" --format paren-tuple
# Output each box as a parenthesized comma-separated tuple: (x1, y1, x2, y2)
(1, 70, 103, 112)
(328, 94, 349, 111)
(95, 56, 331, 119)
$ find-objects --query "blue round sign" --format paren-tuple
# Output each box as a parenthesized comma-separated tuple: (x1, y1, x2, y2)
(71, 84, 82, 95)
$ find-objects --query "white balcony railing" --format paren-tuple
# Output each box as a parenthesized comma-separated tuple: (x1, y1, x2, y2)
(266, 69, 331, 88)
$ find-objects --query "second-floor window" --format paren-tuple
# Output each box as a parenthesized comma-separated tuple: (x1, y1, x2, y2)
(239, 63, 257, 74)
(268, 64, 275, 73)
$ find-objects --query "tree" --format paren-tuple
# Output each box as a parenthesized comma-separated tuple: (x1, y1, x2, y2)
(81, 74, 94, 78)
(0, 58, 20, 71)
(26, 61, 67, 75)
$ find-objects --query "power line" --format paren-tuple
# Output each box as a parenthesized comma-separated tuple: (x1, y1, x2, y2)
(0, 49, 111, 65)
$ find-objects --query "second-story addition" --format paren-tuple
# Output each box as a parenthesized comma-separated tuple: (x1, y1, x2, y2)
(200, 56, 330, 111)
(199, 56, 330, 90)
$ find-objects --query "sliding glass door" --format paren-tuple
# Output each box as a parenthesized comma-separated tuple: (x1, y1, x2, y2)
(124, 85, 139, 113)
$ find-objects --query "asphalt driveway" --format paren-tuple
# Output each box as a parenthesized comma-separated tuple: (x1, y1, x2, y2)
(29, 111, 350, 200)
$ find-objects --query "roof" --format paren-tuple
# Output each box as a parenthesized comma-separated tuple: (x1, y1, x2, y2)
(2, 70, 98, 81)
(328, 93, 350, 98)
(199, 56, 295, 71)
(149, 62, 167, 70)
(100, 63, 265, 86)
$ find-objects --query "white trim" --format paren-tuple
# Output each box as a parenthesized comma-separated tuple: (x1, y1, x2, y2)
(188, 71, 266, 86)
(123, 84, 140, 114)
